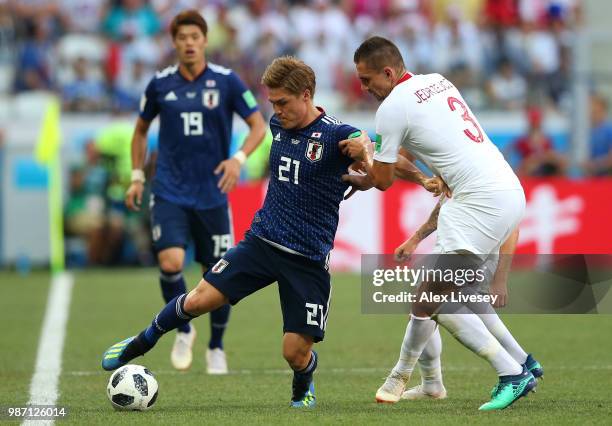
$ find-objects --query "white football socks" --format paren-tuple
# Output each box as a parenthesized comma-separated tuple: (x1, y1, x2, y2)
(392, 316, 437, 378)
(416, 326, 445, 394)
(475, 304, 528, 364)
(437, 307, 523, 377)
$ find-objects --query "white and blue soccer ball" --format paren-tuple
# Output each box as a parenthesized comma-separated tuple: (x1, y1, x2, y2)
(106, 364, 158, 411)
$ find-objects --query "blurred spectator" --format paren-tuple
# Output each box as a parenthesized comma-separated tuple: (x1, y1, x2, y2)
(432, 5, 483, 79)
(391, 14, 433, 74)
(8, 0, 64, 39)
(2, 0, 581, 112)
(152, 0, 207, 30)
(65, 118, 154, 266)
(13, 17, 55, 92)
(297, 32, 340, 93)
(486, 57, 527, 110)
(111, 35, 160, 110)
(114, 57, 150, 111)
(432, 0, 483, 24)
(206, 4, 234, 56)
(519, 0, 581, 27)
(583, 95, 612, 176)
(348, 0, 392, 21)
(519, 20, 560, 106)
(61, 56, 107, 111)
(58, 0, 106, 34)
(64, 164, 108, 264)
(0, 2, 15, 93)
(512, 107, 567, 176)
(484, 0, 519, 28)
(101, 0, 161, 41)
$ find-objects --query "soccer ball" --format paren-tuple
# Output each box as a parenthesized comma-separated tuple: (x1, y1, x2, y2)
(106, 364, 158, 411)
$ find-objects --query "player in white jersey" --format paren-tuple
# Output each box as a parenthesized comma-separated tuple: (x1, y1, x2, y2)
(340, 36, 539, 411)
(394, 202, 543, 401)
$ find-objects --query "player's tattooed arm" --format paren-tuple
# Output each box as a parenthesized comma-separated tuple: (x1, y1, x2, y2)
(395, 201, 441, 261)
(415, 201, 441, 242)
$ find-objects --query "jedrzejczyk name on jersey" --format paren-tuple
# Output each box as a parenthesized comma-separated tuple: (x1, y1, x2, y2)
(140, 63, 259, 209)
(373, 73, 521, 197)
(249, 109, 358, 262)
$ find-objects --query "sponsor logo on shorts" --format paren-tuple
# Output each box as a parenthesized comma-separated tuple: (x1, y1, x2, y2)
(211, 259, 229, 273)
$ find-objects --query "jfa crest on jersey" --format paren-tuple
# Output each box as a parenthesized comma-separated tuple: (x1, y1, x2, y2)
(249, 108, 358, 261)
(139, 63, 259, 209)
(202, 89, 220, 109)
(306, 140, 323, 162)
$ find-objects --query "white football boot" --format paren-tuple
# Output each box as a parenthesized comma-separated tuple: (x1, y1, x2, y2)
(402, 384, 447, 400)
(206, 347, 228, 375)
(170, 326, 196, 371)
(375, 370, 410, 403)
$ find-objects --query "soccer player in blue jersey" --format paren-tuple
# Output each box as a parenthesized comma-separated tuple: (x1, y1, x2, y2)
(124, 10, 266, 374)
(103, 55, 374, 408)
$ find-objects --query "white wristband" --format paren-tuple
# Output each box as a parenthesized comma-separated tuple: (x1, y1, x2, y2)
(131, 169, 146, 183)
(233, 150, 247, 166)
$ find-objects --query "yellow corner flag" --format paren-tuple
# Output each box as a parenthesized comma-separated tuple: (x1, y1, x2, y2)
(35, 97, 62, 164)
(35, 96, 65, 274)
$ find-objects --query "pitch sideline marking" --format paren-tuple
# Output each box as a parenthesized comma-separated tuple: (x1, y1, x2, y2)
(22, 272, 74, 426)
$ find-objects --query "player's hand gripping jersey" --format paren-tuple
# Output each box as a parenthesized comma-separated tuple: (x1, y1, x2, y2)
(373, 73, 522, 197)
(250, 109, 358, 261)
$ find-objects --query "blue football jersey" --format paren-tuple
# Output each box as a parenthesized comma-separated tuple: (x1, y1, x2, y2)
(140, 63, 259, 209)
(249, 109, 358, 262)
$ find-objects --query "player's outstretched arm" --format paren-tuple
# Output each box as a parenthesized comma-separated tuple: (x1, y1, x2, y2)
(395, 201, 441, 261)
(215, 111, 266, 194)
(126, 117, 152, 211)
(489, 228, 519, 308)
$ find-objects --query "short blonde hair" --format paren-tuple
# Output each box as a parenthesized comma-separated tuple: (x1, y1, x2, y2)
(261, 56, 316, 97)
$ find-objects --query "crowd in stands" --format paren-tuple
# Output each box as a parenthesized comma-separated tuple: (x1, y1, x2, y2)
(2, 0, 611, 266)
(2, 0, 583, 113)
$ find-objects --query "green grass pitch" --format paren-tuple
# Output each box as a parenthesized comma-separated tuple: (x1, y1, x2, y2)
(1, 268, 611, 424)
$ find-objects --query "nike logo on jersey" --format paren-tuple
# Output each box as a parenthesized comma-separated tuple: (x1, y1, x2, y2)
(164, 91, 178, 101)
(274, 132, 281, 141)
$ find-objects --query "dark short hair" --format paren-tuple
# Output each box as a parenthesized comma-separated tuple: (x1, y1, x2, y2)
(170, 9, 208, 39)
(354, 36, 405, 72)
